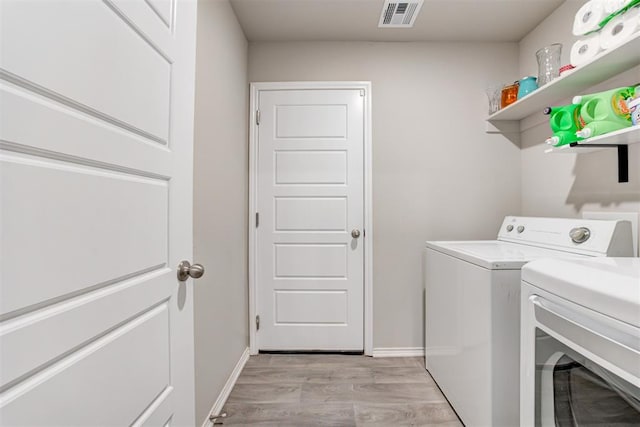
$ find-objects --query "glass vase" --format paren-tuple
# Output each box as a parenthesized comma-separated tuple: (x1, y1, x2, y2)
(536, 43, 562, 87)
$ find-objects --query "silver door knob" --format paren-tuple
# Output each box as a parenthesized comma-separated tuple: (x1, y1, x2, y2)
(177, 260, 205, 281)
(351, 229, 361, 239)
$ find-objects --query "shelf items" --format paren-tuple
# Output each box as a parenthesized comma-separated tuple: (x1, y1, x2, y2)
(485, 31, 639, 183)
(487, 32, 640, 123)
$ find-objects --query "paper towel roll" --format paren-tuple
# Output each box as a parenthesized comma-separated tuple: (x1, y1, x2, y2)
(600, 7, 640, 49)
(570, 33, 603, 66)
(573, 0, 607, 35)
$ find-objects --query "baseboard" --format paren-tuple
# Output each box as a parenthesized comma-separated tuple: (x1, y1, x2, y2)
(201, 347, 250, 427)
(372, 347, 425, 357)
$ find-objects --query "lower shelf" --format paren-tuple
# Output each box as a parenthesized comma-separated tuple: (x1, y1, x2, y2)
(544, 126, 640, 154)
(543, 126, 638, 183)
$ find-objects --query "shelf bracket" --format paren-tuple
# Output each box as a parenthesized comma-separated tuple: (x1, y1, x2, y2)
(568, 143, 629, 183)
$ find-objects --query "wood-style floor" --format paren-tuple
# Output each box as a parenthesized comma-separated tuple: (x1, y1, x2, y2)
(219, 354, 462, 426)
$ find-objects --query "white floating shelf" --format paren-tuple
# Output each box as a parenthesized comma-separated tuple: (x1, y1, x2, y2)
(545, 125, 640, 154)
(487, 32, 640, 123)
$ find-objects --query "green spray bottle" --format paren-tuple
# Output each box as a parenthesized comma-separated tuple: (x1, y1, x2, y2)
(544, 104, 584, 147)
(573, 86, 635, 127)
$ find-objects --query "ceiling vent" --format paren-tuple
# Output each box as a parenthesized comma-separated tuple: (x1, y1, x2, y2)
(378, 1, 424, 28)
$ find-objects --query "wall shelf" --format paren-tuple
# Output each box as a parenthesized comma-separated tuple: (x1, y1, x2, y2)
(544, 126, 639, 183)
(544, 126, 640, 154)
(487, 32, 640, 124)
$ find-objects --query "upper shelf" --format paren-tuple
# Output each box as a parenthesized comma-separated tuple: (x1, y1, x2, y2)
(487, 32, 640, 122)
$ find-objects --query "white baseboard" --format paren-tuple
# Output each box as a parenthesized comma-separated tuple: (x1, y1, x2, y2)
(372, 347, 425, 358)
(201, 347, 250, 427)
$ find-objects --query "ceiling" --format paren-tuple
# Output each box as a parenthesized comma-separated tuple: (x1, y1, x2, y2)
(229, 0, 566, 43)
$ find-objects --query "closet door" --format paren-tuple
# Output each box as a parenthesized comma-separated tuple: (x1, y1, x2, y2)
(256, 88, 365, 351)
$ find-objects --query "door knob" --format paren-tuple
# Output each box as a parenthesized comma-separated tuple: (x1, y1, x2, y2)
(351, 229, 361, 239)
(177, 260, 205, 281)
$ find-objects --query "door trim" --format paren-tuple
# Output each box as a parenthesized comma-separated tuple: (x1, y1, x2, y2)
(248, 81, 373, 356)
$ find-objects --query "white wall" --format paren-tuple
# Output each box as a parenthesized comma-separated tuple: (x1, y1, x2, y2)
(248, 42, 522, 349)
(193, 0, 248, 424)
(519, 0, 640, 255)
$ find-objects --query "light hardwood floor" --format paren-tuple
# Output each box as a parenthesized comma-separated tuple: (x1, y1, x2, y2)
(219, 354, 462, 426)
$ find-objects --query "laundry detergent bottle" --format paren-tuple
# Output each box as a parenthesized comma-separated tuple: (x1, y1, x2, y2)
(573, 86, 635, 136)
(544, 104, 585, 147)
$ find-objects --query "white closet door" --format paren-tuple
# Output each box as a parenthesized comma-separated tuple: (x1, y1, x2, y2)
(256, 89, 365, 351)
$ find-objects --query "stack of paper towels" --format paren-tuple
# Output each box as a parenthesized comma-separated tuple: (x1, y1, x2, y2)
(571, 0, 640, 66)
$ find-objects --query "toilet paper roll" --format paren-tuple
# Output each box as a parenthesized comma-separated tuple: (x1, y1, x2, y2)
(603, 0, 630, 14)
(628, 6, 640, 33)
(600, 7, 640, 49)
(573, 0, 607, 35)
(570, 33, 603, 66)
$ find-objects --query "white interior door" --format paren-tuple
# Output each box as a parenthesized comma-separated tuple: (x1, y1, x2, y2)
(256, 88, 365, 351)
(0, 1, 198, 425)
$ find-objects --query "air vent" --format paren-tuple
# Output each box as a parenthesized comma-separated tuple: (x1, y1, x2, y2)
(378, 0, 424, 28)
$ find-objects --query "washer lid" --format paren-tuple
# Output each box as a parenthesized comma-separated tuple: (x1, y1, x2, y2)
(522, 257, 640, 327)
(425, 240, 587, 270)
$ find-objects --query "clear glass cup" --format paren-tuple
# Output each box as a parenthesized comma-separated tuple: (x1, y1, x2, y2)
(485, 84, 502, 115)
(536, 43, 562, 87)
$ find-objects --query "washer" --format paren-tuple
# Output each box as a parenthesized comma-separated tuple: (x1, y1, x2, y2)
(424, 216, 633, 427)
(520, 257, 640, 426)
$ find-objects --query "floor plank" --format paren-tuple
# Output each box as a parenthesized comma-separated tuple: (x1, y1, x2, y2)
(222, 402, 356, 426)
(220, 355, 461, 426)
(354, 402, 461, 426)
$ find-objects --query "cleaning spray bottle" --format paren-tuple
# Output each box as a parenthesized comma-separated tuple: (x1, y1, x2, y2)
(544, 104, 585, 147)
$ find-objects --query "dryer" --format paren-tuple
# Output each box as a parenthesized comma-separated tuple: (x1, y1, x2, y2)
(424, 216, 633, 427)
(520, 257, 640, 426)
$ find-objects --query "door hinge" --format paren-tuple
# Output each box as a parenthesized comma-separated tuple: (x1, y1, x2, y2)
(256, 110, 260, 125)
(256, 315, 260, 331)
(359, 89, 365, 97)
(255, 212, 260, 228)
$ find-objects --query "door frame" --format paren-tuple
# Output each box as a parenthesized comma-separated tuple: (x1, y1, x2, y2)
(248, 81, 373, 356)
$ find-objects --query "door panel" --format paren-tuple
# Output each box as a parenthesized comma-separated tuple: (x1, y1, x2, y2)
(0, 0, 197, 425)
(257, 89, 364, 351)
(275, 197, 347, 231)
(275, 104, 348, 138)
(0, 304, 171, 427)
(274, 150, 347, 184)
(1, 155, 168, 314)
(1, 0, 172, 142)
(1, 270, 169, 388)
(275, 244, 348, 278)
(275, 291, 349, 324)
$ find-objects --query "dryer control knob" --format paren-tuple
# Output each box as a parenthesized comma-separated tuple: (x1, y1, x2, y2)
(517, 226, 525, 233)
(506, 225, 514, 232)
(570, 227, 591, 244)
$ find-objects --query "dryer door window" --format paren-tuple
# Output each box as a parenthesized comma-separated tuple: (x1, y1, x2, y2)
(535, 329, 640, 426)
